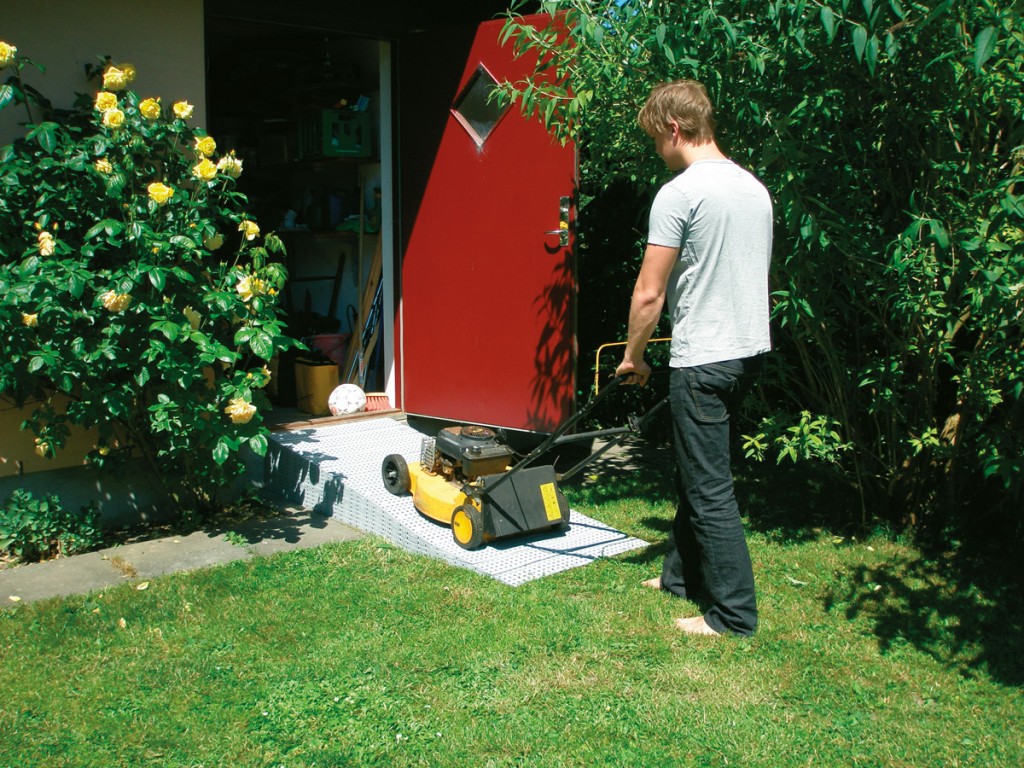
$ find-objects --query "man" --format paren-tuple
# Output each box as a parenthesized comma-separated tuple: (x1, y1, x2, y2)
(615, 80, 772, 637)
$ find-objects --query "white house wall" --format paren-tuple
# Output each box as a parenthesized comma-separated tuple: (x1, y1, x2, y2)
(0, 0, 206, 144)
(0, 0, 205, 485)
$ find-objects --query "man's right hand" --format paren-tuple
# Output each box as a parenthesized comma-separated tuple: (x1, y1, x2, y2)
(615, 358, 652, 387)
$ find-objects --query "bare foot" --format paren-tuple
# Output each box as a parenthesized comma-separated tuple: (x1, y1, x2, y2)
(674, 615, 720, 636)
(642, 576, 661, 590)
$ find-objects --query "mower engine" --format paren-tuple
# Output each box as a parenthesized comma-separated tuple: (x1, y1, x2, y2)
(421, 425, 513, 483)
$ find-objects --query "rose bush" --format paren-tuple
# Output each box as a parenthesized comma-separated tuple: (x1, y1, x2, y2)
(0, 48, 301, 516)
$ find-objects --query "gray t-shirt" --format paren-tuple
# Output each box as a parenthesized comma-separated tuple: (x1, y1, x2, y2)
(647, 159, 773, 368)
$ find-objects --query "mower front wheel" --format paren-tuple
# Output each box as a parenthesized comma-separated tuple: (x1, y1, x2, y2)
(381, 454, 411, 495)
(451, 504, 485, 550)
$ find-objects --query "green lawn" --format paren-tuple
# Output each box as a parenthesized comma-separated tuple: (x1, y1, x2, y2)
(1, 460, 1021, 767)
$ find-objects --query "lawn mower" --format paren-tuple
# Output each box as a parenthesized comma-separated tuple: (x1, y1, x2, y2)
(380, 374, 670, 550)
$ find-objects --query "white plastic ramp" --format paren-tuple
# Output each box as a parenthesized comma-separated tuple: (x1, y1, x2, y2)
(256, 417, 648, 586)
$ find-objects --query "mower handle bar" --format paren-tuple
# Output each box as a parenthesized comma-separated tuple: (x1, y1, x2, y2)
(479, 371, 669, 496)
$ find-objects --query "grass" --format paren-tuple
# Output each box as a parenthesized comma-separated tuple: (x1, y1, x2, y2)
(1, 452, 1022, 767)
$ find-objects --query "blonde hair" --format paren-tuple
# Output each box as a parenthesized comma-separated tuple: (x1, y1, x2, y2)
(637, 80, 716, 144)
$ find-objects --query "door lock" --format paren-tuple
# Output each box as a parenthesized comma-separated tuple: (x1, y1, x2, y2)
(544, 196, 571, 247)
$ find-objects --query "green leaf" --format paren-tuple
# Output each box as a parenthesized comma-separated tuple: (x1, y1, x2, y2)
(719, 16, 737, 46)
(148, 269, 166, 292)
(149, 320, 180, 341)
(0, 83, 15, 110)
(212, 439, 230, 466)
(250, 332, 274, 360)
(852, 25, 868, 63)
(921, 0, 953, 30)
(68, 271, 86, 298)
(866, 34, 879, 75)
(84, 220, 114, 241)
(170, 267, 195, 283)
(24, 121, 58, 153)
(820, 7, 837, 43)
(973, 26, 997, 73)
(928, 220, 950, 250)
(34, 123, 58, 153)
(248, 434, 268, 456)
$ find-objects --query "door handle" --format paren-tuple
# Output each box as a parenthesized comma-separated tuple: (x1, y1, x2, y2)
(544, 196, 571, 248)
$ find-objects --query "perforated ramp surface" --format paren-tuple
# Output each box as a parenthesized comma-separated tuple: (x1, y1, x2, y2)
(255, 417, 648, 586)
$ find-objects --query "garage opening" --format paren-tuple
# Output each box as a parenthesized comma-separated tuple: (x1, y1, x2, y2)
(204, 15, 394, 424)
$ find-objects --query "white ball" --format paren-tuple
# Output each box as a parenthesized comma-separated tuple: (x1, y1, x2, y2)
(328, 383, 367, 415)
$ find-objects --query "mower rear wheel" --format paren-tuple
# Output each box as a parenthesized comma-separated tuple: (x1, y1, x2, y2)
(381, 454, 411, 495)
(451, 504, 484, 550)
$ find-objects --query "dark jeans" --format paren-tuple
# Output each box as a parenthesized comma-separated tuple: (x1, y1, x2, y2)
(661, 357, 761, 636)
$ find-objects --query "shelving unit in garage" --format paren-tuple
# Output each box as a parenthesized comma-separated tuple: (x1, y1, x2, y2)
(206, 26, 387, 413)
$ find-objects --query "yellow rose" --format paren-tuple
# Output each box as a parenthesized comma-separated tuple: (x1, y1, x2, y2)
(102, 66, 128, 91)
(239, 220, 260, 241)
(0, 42, 17, 69)
(224, 397, 257, 424)
(203, 233, 224, 251)
(21, 312, 38, 327)
(217, 153, 243, 179)
(34, 439, 50, 458)
(95, 91, 118, 111)
(94, 157, 113, 174)
(173, 101, 194, 119)
(38, 231, 55, 256)
(102, 108, 125, 129)
(120, 63, 137, 83)
(236, 275, 269, 302)
(236, 275, 254, 302)
(139, 98, 161, 119)
(100, 290, 132, 312)
(192, 158, 217, 182)
(195, 136, 217, 157)
(147, 182, 174, 205)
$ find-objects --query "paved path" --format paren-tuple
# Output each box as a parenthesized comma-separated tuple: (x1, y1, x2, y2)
(1, 434, 669, 606)
(1, 507, 362, 605)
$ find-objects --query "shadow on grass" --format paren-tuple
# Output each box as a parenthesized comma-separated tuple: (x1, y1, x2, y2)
(563, 435, 1024, 685)
(738, 460, 863, 543)
(563, 433, 858, 542)
(826, 543, 1024, 687)
(558, 439, 676, 507)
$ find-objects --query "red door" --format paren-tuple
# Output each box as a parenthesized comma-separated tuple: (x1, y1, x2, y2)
(399, 15, 576, 433)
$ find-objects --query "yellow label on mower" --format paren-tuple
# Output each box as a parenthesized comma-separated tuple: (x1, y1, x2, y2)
(540, 482, 561, 521)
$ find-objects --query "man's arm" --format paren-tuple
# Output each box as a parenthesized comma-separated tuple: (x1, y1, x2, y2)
(616, 243, 678, 386)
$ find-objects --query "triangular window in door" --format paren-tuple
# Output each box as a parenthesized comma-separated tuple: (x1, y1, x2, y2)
(451, 64, 509, 148)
